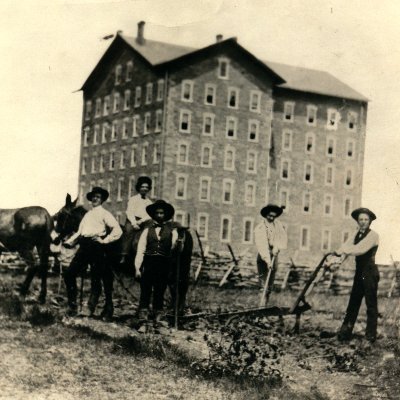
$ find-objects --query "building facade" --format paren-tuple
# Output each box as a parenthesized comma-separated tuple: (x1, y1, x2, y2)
(78, 22, 368, 264)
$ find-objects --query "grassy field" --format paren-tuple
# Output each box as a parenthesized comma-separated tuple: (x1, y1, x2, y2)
(0, 272, 399, 399)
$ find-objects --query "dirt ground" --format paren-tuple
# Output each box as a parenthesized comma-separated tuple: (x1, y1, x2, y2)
(0, 271, 399, 400)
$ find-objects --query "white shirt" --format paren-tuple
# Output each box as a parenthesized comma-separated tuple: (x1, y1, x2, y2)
(338, 229, 379, 257)
(254, 219, 287, 264)
(126, 194, 152, 224)
(67, 205, 122, 245)
(134, 226, 178, 270)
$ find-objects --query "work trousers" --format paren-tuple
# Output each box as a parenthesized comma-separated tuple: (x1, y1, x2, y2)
(339, 263, 379, 339)
(139, 255, 171, 313)
(257, 254, 278, 296)
(63, 238, 113, 311)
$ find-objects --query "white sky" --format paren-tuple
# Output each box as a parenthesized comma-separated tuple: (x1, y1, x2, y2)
(0, 0, 399, 262)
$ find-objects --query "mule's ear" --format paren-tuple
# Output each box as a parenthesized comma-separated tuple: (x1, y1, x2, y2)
(72, 197, 79, 207)
(66, 193, 72, 206)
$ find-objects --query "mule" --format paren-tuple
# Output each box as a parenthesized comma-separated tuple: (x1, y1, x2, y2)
(54, 194, 193, 315)
(0, 206, 53, 303)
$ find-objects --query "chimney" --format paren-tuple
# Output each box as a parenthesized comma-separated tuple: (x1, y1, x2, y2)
(137, 21, 145, 45)
(216, 34, 223, 43)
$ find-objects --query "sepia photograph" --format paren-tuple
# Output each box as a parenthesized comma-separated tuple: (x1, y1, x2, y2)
(0, 0, 399, 399)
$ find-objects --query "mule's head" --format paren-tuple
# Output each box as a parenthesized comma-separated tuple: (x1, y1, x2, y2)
(54, 194, 86, 237)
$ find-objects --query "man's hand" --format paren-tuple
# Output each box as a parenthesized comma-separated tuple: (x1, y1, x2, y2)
(272, 247, 279, 257)
(93, 237, 105, 244)
(135, 267, 141, 279)
(133, 223, 141, 231)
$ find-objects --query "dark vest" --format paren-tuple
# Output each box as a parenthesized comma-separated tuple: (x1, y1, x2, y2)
(354, 229, 378, 267)
(144, 223, 173, 257)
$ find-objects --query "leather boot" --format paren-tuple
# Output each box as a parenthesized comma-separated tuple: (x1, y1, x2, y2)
(100, 302, 114, 322)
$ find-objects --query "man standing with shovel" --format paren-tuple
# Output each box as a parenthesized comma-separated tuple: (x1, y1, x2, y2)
(254, 204, 287, 305)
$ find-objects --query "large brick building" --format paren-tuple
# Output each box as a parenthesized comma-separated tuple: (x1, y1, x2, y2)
(78, 22, 368, 264)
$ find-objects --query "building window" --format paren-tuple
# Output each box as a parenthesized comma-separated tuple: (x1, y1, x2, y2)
(346, 139, 355, 159)
(79, 183, 86, 204)
(344, 196, 352, 217)
(155, 110, 163, 132)
(109, 151, 115, 170)
(81, 158, 87, 175)
(197, 213, 209, 240)
(93, 125, 100, 145)
(124, 90, 131, 110)
(84, 101, 92, 120)
(224, 147, 235, 171)
(177, 143, 189, 165)
(174, 211, 186, 226)
(325, 165, 334, 186)
(245, 182, 256, 207)
(115, 65, 122, 85)
(199, 177, 211, 202)
(202, 113, 215, 136)
(83, 128, 89, 147)
(302, 192, 312, 214)
(305, 132, 315, 154)
(321, 229, 331, 251)
(282, 129, 293, 151)
(345, 168, 353, 188)
(175, 174, 188, 199)
(141, 143, 148, 166)
(243, 218, 254, 243)
(306, 105, 317, 126)
(323, 194, 333, 216)
(248, 119, 259, 142)
(342, 231, 350, 243)
(327, 108, 340, 130)
(179, 110, 192, 133)
(220, 215, 232, 242)
(153, 142, 161, 164)
(119, 149, 126, 169)
(122, 119, 129, 139)
(222, 179, 234, 204)
(326, 137, 336, 157)
(103, 96, 110, 116)
(99, 154, 105, 172)
(249, 91, 261, 112)
(283, 102, 294, 122)
(227, 87, 239, 109)
(132, 115, 140, 137)
(126, 61, 133, 81)
(204, 84, 216, 105)
(134, 86, 142, 108)
(111, 121, 118, 142)
(181, 80, 194, 102)
(130, 145, 137, 167)
(101, 123, 109, 143)
(106, 180, 112, 202)
(304, 162, 313, 183)
(157, 79, 164, 101)
(144, 112, 151, 135)
(348, 111, 358, 131)
(113, 92, 120, 113)
(145, 83, 153, 104)
(117, 178, 124, 202)
(151, 174, 158, 198)
(218, 58, 229, 79)
(300, 226, 310, 250)
(281, 159, 290, 180)
(226, 117, 237, 139)
(201, 144, 212, 167)
(279, 188, 289, 211)
(246, 151, 257, 173)
(95, 98, 102, 118)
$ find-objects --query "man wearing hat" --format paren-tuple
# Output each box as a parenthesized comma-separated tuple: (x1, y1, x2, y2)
(64, 187, 122, 318)
(254, 204, 287, 302)
(134, 199, 177, 326)
(335, 207, 380, 342)
(120, 176, 153, 264)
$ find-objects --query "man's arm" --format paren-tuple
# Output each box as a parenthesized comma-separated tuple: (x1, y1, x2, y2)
(254, 224, 271, 265)
(272, 220, 287, 254)
(134, 228, 148, 275)
(339, 231, 379, 257)
(64, 216, 85, 246)
(125, 197, 140, 227)
(101, 212, 123, 244)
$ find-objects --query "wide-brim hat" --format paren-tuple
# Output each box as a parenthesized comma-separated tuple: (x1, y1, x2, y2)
(136, 176, 152, 192)
(146, 200, 175, 221)
(351, 207, 376, 222)
(86, 187, 109, 202)
(260, 204, 283, 218)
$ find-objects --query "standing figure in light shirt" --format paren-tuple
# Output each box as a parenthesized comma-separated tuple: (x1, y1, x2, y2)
(63, 187, 122, 319)
(120, 176, 153, 264)
(134, 200, 178, 326)
(335, 207, 380, 343)
(254, 204, 287, 303)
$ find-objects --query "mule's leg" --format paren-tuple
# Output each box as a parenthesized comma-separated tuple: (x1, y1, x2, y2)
(17, 248, 38, 297)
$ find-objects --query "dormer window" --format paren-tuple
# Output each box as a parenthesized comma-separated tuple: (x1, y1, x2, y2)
(218, 58, 229, 79)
